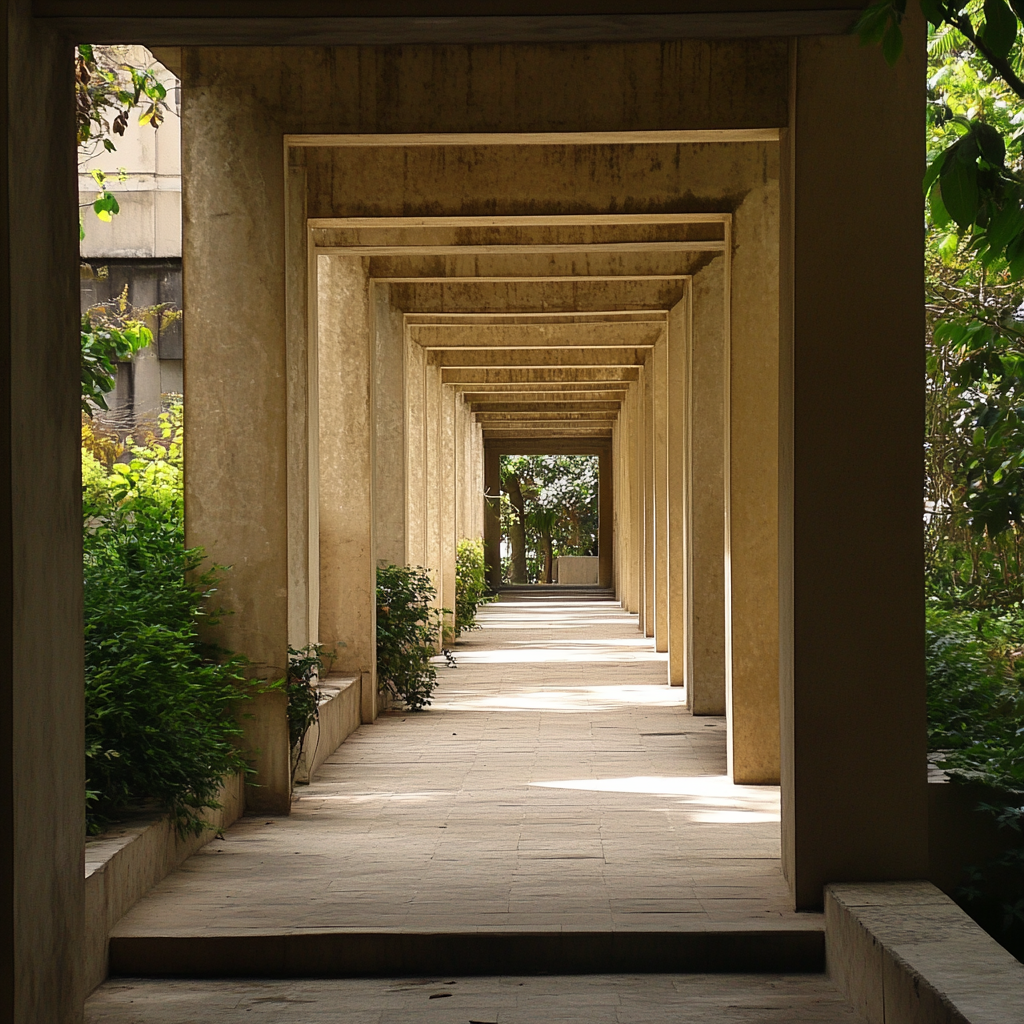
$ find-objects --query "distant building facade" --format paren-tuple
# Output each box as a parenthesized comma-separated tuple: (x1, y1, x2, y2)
(79, 46, 182, 428)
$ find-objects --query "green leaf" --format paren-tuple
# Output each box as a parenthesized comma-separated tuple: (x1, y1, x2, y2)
(940, 160, 980, 229)
(985, 199, 1024, 250)
(855, 1, 891, 45)
(883, 20, 905, 63)
(921, 0, 948, 26)
(924, 149, 949, 195)
(974, 122, 1006, 167)
(931, 181, 953, 228)
(980, 0, 1019, 59)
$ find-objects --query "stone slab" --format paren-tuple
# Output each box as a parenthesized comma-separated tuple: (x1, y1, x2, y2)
(86, 972, 871, 1024)
(825, 881, 1024, 1024)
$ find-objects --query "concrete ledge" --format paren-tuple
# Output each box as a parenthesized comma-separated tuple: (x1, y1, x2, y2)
(109, 923, 824, 977)
(293, 674, 360, 785)
(84, 772, 245, 994)
(826, 881, 1024, 1024)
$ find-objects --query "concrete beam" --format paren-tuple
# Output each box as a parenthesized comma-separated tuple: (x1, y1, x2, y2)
(409, 321, 663, 350)
(469, 401, 621, 412)
(434, 349, 652, 368)
(443, 367, 640, 384)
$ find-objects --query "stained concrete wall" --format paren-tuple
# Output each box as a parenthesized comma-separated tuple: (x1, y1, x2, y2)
(317, 256, 378, 721)
(2, 8, 84, 1021)
(781, 23, 928, 908)
(690, 258, 728, 715)
(373, 284, 406, 567)
(729, 176, 781, 784)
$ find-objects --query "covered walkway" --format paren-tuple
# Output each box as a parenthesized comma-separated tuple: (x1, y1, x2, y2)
(105, 593, 812, 976)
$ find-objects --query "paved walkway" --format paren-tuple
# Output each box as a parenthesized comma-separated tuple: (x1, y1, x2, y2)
(86, 973, 867, 1023)
(112, 593, 797, 938)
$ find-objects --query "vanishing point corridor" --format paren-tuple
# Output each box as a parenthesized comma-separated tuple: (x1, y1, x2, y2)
(82, 593, 869, 1024)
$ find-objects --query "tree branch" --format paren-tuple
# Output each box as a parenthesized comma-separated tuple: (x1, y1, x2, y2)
(941, 0, 1024, 102)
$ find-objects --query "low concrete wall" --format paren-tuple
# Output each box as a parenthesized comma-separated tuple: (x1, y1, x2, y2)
(84, 772, 245, 994)
(826, 880, 1024, 1024)
(293, 675, 360, 784)
(556, 556, 599, 585)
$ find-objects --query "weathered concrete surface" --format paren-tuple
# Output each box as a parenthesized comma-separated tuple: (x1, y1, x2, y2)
(826, 881, 1024, 1024)
(373, 282, 406, 566)
(237, 687, 291, 815)
(729, 178, 781, 785)
(689, 257, 727, 715)
(291, 676, 361, 785)
(84, 774, 245, 996)
(3, 9, 84, 1022)
(555, 555, 599, 584)
(780, 23, 929, 907)
(87, 972, 869, 1023)
(317, 256, 377, 720)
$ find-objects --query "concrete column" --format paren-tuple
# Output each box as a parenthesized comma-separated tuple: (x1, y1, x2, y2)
(781, 24, 928, 908)
(484, 447, 502, 589)
(627, 383, 643, 616)
(2, 14, 84, 1019)
(183, 62, 291, 808)
(643, 364, 655, 638)
(440, 384, 457, 636)
(130, 272, 163, 422)
(653, 330, 669, 655)
(373, 282, 406, 566)
(598, 445, 613, 588)
(620, 390, 634, 611)
(612, 423, 622, 600)
(474, 420, 485, 540)
(317, 255, 377, 724)
(405, 328, 427, 570)
(691, 259, 728, 715)
(729, 184, 782, 784)
(667, 295, 689, 687)
(424, 358, 445, 641)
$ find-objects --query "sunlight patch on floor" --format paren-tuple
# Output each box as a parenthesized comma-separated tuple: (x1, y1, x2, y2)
(431, 684, 685, 712)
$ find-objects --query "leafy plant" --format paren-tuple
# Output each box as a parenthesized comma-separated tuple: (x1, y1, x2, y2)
(376, 564, 442, 711)
(77, 44, 170, 238)
(84, 407, 251, 836)
(454, 538, 494, 637)
(925, 604, 1024, 956)
(81, 312, 150, 417)
(286, 643, 337, 779)
(500, 455, 599, 583)
(81, 286, 181, 417)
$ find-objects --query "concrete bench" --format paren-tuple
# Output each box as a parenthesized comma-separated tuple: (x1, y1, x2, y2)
(826, 881, 1024, 1024)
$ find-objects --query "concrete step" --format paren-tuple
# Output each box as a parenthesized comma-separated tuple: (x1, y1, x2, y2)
(109, 923, 824, 978)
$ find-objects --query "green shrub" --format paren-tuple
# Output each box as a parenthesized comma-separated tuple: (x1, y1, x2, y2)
(926, 605, 1024, 783)
(84, 408, 251, 836)
(287, 643, 337, 779)
(376, 564, 441, 710)
(454, 538, 493, 637)
(926, 604, 1024, 958)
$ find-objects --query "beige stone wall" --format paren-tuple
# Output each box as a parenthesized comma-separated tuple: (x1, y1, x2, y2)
(317, 256, 377, 714)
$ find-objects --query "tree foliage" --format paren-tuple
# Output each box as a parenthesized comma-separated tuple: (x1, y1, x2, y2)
(499, 455, 599, 584)
(376, 564, 442, 710)
(454, 538, 493, 636)
(76, 44, 170, 238)
(84, 408, 251, 836)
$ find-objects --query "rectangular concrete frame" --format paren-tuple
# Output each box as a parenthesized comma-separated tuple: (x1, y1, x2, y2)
(0, 19, 930, 1018)
(298, 210, 743, 724)
(293, 210, 735, 707)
